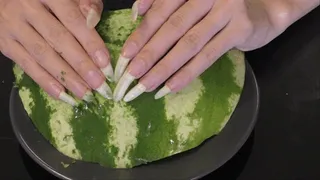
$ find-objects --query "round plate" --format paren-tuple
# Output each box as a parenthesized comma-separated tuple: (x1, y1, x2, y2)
(10, 60, 259, 180)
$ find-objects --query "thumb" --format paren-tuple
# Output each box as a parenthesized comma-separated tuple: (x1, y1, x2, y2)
(79, 0, 104, 29)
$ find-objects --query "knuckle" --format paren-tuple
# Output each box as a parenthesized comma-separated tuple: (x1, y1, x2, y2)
(167, 13, 185, 32)
(203, 47, 219, 66)
(19, 56, 35, 72)
(31, 41, 48, 58)
(182, 31, 202, 52)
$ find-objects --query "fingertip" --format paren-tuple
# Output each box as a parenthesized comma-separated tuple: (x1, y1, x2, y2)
(137, 0, 155, 15)
(47, 82, 64, 99)
(48, 83, 78, 106)
(123, 83, 146, 102)
(59, 91, 78, 106)
(154, 85, 171, 99)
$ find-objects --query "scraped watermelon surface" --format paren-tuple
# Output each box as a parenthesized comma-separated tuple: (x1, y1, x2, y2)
(12, 9, 245, 168)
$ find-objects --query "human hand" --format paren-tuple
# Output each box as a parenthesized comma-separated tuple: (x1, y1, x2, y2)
(0, 0, 113, 106)
(113, 0, 314, 102)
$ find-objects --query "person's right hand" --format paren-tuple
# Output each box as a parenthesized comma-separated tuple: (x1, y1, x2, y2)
(0, 0, 113, 106)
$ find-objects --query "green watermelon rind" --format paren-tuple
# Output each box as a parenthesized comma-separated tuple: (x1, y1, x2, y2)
(12, 9, 246, 169)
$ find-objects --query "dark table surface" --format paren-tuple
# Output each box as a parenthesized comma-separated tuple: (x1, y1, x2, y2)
(1, 4, 320, 180)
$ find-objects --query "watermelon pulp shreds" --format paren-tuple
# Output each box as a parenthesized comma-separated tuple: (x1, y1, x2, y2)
(13, 9, 245, 168)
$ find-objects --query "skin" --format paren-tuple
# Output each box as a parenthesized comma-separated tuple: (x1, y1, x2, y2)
(0, 0, 113, 106)
(113, 0, 320, 102)
(1, 0, 319, 105)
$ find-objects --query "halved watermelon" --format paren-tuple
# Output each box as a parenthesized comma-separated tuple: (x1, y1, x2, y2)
(12, 9, 245, 168)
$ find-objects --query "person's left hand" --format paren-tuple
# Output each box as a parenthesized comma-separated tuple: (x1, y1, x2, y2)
(112, 0, 290, 102)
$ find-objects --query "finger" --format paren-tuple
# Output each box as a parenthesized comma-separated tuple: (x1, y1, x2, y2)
(79, 0, 103, 29)
(132, 0, 155, 21)
(5, 38, 81, 106)
(31, 1, 112, 98)
(122, 1, 232, 102)
(43, 0, 113, 82)
(114, 0, 214, 101)
(114, 0, 186, 82)
(154, 26, 238, 99)
(12, 20, 95, 101)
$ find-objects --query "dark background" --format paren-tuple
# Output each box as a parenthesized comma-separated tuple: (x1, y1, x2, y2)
(1, 2, 320, 180)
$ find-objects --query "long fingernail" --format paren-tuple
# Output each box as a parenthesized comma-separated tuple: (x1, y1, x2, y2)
(123, 83, 146, 102)
(132, 1, 139, 22)
(114, 55, 130, 82)
(82, 91, 94, 102)
(101, 64, 114, 82)
(87, 8, 100, 29)
(113, 72, 135, 102)
(155, 85, 171, 99)
(96, 82, 113, 99)
(93, 50, 114, 81)
(59, 92, 78, 106)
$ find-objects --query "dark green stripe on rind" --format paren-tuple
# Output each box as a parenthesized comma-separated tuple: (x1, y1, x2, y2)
(16, 70, 55, 146)
(70, 99, 116, 168)
(128, 93, 179, 166)
(188, 55, 242, 148)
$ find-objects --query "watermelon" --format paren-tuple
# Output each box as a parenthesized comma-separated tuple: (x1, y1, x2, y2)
(12, 9, 246, 168)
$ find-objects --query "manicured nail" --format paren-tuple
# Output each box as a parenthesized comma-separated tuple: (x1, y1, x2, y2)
(113, 71, 135, 102)
(95, 82, 113, 99)
(59, 92, 78, 106)
(123, 83, 146, 102)
(93, 50, 114, 82)
(114, 55, 130, 82)
(86, 8, 100, 29)
(82, 91, 94, 102)
(155, 85, 171, 99)
(132, 1, 139, 22)
(101, 64, 114, 82)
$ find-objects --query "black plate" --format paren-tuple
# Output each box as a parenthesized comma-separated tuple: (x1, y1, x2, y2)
(9, 59, 259, 180)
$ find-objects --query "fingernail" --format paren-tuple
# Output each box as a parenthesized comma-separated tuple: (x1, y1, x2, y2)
(113, 71, 135, 102)
(96, 82, 113, 99)
(123, 83, 146, 102)
(85, 70, 104, 87)
(132, 1, 139, 22)
(82, 91, 94, 102)
(59, 92, 78, 106)
(87, 8, 100, 29)
(101, 63, 114, 82)
(93, 50, 109, 66)
(122, 41, 138, 58)
(114, 55, 130, 82)
(155, 85, 171, 99)
(93, 50, 114, 82)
